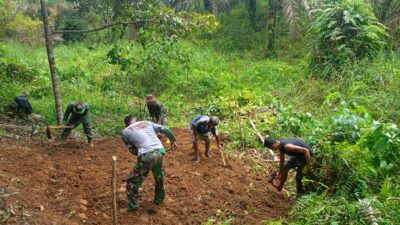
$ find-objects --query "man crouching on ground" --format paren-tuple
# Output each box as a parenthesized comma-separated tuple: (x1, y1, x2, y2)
(122, 115, 177, 211)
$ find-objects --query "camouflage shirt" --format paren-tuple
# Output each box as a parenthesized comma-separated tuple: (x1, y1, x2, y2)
(147, 101, 167, 118)
(63, 102, 90, 124)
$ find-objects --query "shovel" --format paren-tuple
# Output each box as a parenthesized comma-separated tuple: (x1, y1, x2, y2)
(46, 125, 73, 139)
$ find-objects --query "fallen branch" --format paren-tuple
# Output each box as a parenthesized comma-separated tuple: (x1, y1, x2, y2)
(0, 114, 13, 122)
(387, 197, 400, 201)
(248, 119, 277, 160)
(0, 123, 31, 130)
(249, 119, 264, 143)
(53, 19, 154, 34)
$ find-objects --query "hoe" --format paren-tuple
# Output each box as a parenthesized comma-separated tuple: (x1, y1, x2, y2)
(46, 125, 73, 139)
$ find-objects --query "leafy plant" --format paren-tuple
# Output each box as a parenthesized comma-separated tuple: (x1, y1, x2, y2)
(310, 0, 388, 76)
(359, 121, 400, 177)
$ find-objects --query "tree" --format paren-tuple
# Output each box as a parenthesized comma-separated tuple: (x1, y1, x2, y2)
(267, 0, 279, 57)
(247, 0, 256, 30)
(310, 0, 388, 76)
(283, 0, 311, 39)
(0, 0, 17, 37)
(368, 0, 400, 45)
(40, 0, 63, 124)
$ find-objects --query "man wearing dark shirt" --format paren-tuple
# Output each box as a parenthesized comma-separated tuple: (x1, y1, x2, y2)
(11, 95, 38, 135)
(264, 137, 313, 194)
(190, 115, 222, 163)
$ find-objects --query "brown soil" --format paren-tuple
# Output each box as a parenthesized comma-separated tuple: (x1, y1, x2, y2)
(0, 128, 291, 225)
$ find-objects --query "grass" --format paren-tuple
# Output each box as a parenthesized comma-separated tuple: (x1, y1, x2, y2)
(1, 40, 399, 135)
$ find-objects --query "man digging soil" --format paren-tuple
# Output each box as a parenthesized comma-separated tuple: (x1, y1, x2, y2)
(264, 137, 314, 195)
(122, 115, 177, 212)
(61, 101, 94, 147)
(189, 115, 222, 163)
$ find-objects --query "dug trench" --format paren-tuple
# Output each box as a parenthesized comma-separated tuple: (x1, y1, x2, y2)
(0, 128, 291, 224)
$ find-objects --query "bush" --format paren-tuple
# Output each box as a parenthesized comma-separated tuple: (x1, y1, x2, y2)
(55, 9, 87, 42)
(310, 0, 388, 77)
(5, 13, 43, 44)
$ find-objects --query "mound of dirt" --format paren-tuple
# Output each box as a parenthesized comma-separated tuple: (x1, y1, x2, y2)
(0, 128, 291, 224)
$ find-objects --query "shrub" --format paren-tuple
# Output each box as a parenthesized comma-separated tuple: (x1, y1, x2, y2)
(55, 9, 87, 42)
(5, 13, 43, 44)
(310, 0, 388, 77)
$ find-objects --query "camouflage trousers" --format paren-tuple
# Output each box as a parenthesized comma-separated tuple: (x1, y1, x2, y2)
(20, 113, 38, 134)
(152, 115, 168, 126)
(127, 148, 165, 211)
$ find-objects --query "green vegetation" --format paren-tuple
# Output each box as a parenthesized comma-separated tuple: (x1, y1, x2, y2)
(0, 0, 399, 224)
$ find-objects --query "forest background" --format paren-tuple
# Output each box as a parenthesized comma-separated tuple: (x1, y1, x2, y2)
(0, 0, 399, 224)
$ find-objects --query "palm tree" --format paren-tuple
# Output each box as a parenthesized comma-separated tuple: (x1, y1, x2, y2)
(368, 0, 400, 34)
(282, 0, 311, 39)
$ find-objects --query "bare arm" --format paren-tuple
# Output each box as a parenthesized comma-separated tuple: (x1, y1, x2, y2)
(211, 127, 222, 147)
(284, 144, 313, 175)
(215, 135, 221, 148)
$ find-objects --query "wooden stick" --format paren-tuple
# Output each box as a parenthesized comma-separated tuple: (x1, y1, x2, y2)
(249, 119, 264, 143)
(112, 156, 118, 225)
(248, 119, 277, 159)
(142, 99, 147, 120)
(236, 101, 245, 150)
(219, 148, 227, 167)
(387, 197, 400, 201)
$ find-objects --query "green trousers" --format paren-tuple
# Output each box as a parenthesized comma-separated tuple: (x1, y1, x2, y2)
(127, 148, 165, 211)
(61, 114, 93, 142)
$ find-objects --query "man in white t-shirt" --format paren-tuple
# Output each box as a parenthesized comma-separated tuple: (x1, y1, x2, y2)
(122, 115, 177, 211)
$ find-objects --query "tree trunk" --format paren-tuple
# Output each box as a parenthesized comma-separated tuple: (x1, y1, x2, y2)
(127, 23, 138, 41)
(204, 0, 212, 13)
(211, 0, 219, 16)
(40, 0, 63, 124)
(267, 0, 278, 58)
(248, 0, 257, 30)
(112, 0, 122, 41)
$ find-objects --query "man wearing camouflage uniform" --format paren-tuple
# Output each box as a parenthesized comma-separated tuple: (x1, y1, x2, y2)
(146, 94, 168, 125)
(61, 101, 93, 146)
(122, 115, 177, 211)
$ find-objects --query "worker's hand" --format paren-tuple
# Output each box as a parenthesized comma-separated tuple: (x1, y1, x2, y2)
(89, 142, 94, 148)
(170, 142, 177, 150)
(218, 143, 224, 148)
(272, 181, 283, 192)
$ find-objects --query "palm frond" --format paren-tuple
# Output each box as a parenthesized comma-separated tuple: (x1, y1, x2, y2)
(283, 0, 301, 38)
(385, 0, 400, 31)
